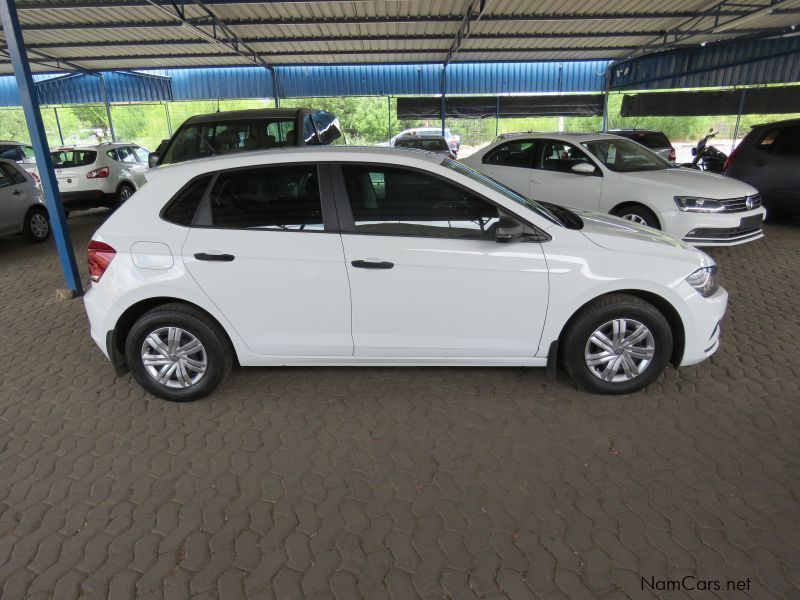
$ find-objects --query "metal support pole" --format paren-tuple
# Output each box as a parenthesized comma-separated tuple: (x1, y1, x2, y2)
(99, 73, 115, 141)
(440, 66, 447, 136)
(164, 101, 173, 136)
(601, 63, 612, 131)
(731, 88, 747, 153)
(387, 95, 391, 140)
(54, 106, 64, 145)
(495, 96, 500, 137)
(0, 0, 82, 295)
(272, 69, 280, 108)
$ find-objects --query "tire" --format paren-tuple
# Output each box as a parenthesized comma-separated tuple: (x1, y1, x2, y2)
(610, 204, 660, 229)
(124, 303, 232, 402)
(117, 183, 135, 205)
(22, 206, 50, 243)
(562, 294, 673, 395)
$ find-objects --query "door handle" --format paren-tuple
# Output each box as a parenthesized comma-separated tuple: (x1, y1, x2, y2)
(351, 259, 394, 269)
(531, 178, 543, 184)
(194, 252, 235, 262)
(13, 189, 21, 195)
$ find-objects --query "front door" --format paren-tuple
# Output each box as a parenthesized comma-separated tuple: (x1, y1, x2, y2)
(530, 139, 603, 210)
(333, 163, 549, 358)
(182, 163, 353, 357)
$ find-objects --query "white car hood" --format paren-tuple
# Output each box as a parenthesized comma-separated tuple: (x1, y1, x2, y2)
(575, 209, 712, 268)
(617, 167, 757, 199)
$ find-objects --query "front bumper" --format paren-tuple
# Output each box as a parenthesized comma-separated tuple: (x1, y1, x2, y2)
(679, 286, 728, 366)
(660, 207, 766, 246)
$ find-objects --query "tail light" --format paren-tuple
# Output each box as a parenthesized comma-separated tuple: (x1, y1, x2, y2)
(668, 148, 676, 162)
(31, 172, 41, 183)
(86, 167, 109, 179)
(88, 240, 116, 282)
(723, 145, 740, 173)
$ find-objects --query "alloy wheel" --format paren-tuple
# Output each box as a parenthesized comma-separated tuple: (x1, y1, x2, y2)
(621, 213, 648, 225)
(30, 212, 49, 240)
(140, 326, 208, 388)
(584, 318, 655, 382)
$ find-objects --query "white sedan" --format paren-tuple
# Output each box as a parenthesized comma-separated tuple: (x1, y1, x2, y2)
(461, 132, 766, 246)
(84, 147, 727, 402)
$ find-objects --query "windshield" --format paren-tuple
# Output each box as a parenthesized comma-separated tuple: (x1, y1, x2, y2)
(582, 138, 671, 172)
(443, 158, 564, 227)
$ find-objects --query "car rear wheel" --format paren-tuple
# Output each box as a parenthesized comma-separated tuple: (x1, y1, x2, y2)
(125, 303, 232, 402)
(611, 204, 660, 229)
(22, 207, 50, 243)
(117, 183, 135, 204)
(562, 294, 673, 395)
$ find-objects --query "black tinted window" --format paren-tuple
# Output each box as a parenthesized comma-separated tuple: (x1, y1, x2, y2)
(161, 118, 297, 164)
(484, 140, 536, 168)
(0, 165, 12, 187)
(759, 126, 800, 155)
(617, 131, 671, 148)
(2, 163, 27, 184)
(162, 175, 212, 226)
(209, 165, 323, 230)
(51, 150, 96, 167)
(0, 145, 21, 160)
(396, 138, 449, 151)
(341, 165, 499, 239)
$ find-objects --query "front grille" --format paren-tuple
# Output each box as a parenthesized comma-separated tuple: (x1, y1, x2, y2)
(718, 194, 761, 213)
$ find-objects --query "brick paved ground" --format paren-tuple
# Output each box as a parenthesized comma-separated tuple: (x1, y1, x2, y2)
(0, 210, 799, 599)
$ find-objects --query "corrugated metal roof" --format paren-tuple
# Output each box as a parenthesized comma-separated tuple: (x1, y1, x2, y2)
(2, 0, 799, 73)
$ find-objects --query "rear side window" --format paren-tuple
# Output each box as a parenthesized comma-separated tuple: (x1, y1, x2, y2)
(51, 150, 97, 167)
(483, 140, 536, 168)
(208, 165, 323, 231)
(0, 145, 21, 160)
(162, 175, 212, 226)
(759, 126, 800, 155)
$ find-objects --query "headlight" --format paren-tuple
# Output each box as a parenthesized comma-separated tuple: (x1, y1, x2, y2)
(674, 197, 724, 213)
(686, 266, 719, 297)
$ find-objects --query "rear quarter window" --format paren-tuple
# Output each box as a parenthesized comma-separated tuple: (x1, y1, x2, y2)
(161, 175, 212, 226)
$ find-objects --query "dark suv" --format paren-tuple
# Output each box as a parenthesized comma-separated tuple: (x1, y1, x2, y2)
(724, 118, 800, 215)
(606, 129, 676, 162)
(151, 108, 343, 167)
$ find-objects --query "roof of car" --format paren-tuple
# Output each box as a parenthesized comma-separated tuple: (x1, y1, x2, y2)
(51, 142, 133, 151)
(495, 131, 623, 143)
(396, 133, 448, 140)
(181, 108, 308, 125)
(606, 129, 664, 134)
(751, 117, 800, 129)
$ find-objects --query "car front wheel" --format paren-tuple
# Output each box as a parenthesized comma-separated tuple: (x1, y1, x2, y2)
(611, 204, 660, 229)
(562, 294, 673, 395)
(125, 303, 232, 402)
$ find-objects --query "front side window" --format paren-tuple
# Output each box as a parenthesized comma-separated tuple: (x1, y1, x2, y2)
(581, 139, 669, 172)
(759, 126, 800, 155)
(537, 140, 594, 173)
(208, 165, 323, 230)
(117, 147, 139, 163)
(483, 140, 536, 168)
(20, 146, 36, 160)
(0, 165, 13, 187)
(341, 164, 499, 239)
(132, 146, 149, 162)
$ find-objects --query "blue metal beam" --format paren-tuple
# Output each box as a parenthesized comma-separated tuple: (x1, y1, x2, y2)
(0, 0, 82, 295)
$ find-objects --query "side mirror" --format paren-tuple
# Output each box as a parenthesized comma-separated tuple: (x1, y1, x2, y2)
(571, 163, 596, 176)
(148, 153, 159, 168)
(496, 214, 524, 243)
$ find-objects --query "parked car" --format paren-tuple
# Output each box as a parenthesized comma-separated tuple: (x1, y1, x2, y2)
(462, 132, 766, 246)
(393, 133, 456, 158)
(724, 118, 800, 215)
(151, 108, 343, 167)
(0, 158, 49, 243)
(0, 140, 40, 182)
(50, 142, 150, 213)
(391, 128, 460, 156)
(605, 129, 676, 163)
(84, 146, 727, 402)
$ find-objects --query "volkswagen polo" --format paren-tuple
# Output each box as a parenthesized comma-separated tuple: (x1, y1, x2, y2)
(84, 147, 727, 401)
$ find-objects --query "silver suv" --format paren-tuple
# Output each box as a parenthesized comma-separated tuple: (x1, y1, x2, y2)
(0, 159, 49, 243)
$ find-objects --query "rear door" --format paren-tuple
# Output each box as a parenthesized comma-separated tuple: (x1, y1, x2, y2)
(530, 139, 603, 209)
(181, 162, 353, 357)
(477, 139, 538, 198)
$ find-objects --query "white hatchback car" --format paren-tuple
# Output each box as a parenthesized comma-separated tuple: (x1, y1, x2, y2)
(84, 147, 728, 402)
(50, 142, 149, 213)
(461, 133, 766, 246)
